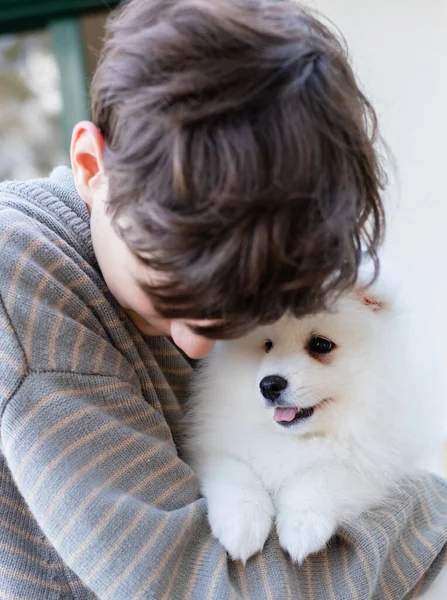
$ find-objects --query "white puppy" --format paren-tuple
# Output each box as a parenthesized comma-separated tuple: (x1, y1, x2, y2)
(184, 264, 444, 574)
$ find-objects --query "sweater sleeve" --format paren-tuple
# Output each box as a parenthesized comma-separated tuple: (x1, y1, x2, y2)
(0, 369, 241, 600)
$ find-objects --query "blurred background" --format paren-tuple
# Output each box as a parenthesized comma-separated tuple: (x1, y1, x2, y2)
(0, 0, 117, 180)
(1, 0, 446, 466)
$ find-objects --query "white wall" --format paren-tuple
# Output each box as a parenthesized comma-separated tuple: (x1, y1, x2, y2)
(306, 0, 447, 432)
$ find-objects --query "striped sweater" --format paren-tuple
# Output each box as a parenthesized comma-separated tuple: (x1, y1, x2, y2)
(0, 166, 446, 600)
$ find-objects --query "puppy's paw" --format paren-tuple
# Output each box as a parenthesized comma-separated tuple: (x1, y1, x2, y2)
(208, 492, 274, 563)
(276, 510, 336, 564)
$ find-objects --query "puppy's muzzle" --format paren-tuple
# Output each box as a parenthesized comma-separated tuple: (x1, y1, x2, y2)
(259, 375, 288, 403)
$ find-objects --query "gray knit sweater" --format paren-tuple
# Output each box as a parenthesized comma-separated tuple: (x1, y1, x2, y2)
(0, 167, 446, 599)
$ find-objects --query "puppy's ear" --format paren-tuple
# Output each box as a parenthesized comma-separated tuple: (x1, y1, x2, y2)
(356, 289, 386, 312)
(355, 255, 400, 314)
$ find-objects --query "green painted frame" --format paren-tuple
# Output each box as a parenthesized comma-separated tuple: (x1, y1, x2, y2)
(0, 0, 119, 35)
(49, 19, 91, 154)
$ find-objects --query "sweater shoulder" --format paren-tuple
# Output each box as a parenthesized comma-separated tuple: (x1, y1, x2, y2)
(0, 168, 94, 264)
(0, 203, 125, 380)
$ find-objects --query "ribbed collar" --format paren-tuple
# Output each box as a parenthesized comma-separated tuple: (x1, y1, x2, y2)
(1, 166, 95, 266)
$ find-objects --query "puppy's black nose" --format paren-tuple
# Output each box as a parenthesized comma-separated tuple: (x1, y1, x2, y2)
(259, 375, 288, 401)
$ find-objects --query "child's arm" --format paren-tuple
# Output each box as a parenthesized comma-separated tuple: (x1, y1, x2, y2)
(0, 366, 235, 599)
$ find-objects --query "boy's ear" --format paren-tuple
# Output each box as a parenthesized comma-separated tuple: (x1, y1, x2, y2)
(70, 121, 106, 210)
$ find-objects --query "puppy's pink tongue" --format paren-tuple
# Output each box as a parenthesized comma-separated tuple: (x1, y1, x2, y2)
(273, 408, 298, 422)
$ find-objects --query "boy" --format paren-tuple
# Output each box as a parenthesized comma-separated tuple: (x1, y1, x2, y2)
(0, 0, 445, 598)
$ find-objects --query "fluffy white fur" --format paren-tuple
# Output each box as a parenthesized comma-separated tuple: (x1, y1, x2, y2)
(184, 263, 445, 588)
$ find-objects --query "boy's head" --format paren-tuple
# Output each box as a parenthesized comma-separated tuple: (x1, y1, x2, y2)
(71, 0, 385, 358)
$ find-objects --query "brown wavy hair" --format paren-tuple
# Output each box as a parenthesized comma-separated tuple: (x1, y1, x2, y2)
(91, 0, 386, 338)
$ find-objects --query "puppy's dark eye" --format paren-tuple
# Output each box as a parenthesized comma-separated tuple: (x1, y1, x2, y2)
(309, 336, 335, 355)
(264, 340, 274, 353)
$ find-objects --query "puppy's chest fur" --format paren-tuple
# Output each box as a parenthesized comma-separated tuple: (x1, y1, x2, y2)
(212, 423, 351, 493)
